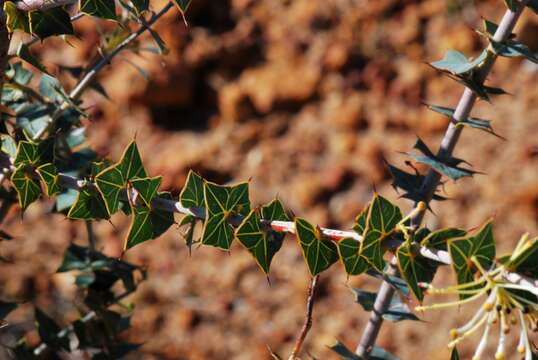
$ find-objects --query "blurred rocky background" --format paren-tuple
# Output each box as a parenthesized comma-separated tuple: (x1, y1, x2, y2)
(1, 0, 538, 358)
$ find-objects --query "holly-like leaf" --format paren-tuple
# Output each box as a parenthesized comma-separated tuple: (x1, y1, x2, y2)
(295, 217, 338, 276)
(425, 104, 502, 138)
(36, 163, 61, 196)
(235, 199, 288, 274)
(448, 74, 507, 102)
(337, 237, 369, 276)
(448, 220, 495, 299)
(387, 163, 447, 203)
(350, 288, 420, 322)
(504, 0, 519, 11)
(11, 164, 41, 211)
(14, 140, 39, 166)
(179, 170, 204, 208)
(95, 141, 147, 215)
(35, 308, 70, 351)
(130, 0, 149, 13)
(329, 340, 362, 360)
(410, 138, 478, 181)
(124, 193, 175, 249)
(29, 7, 74, 39)
(67, 186, 110, 220)
(201, 181, 250, 250)
(80, 0, 117, 20)
(3, 2, 30, 33)
(360, 194, 402, 272)
(397, 241, 437, 302)
(131, 176, 162, 207)
(430, 49, 487, 75)
(420, 227, 467, 251)
(451, 347, 460, 360)
(95, 165, 124, 215)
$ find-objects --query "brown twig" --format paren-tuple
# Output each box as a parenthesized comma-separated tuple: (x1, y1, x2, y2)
(289, 275, 319, 360)
(0, 1, 10, 97)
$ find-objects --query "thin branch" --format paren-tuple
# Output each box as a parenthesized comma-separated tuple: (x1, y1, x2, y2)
(0, 1, 10, 98)
(85, 220, 96, 250)
(354, 3, 530, 357)
(289, 275, 319, 360)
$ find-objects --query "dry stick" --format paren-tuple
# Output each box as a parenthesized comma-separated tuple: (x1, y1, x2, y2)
(289, 275, 319, 360)
(354, 3, 529, 357)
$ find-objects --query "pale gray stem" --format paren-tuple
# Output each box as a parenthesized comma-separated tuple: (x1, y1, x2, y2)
(355, 3, 529, 357)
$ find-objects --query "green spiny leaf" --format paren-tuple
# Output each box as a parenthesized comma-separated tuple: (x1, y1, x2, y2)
(16, 43, 49, 74)
(95, 165, 125, 215)
(130, 0, 149, 13)
(67, 186, 110, 220)
(173, 0, 191, 12)
(448, 220, 495, 299)
(36, 163, 61, 196)
(125, 193, 174, 249)
(236, 199, 288, 274)
(131, 176, 162, 207)
(116, 141, 147, 181)
(451, 347, 460, 360)
(14, 141, 39, 166)
(329, 340, 362, 360)
(350, 288, 420, 322)
(396, 241, 437, 302)
(295, 217, 338, 276)
(420, 227, 467, 251)
(201, 181, 250, 250)
(504, 0, 519, 11)
(11, 164, 41, 211)
(337, 237, 369, 276)
(505, 236, 538, 278)
(80, 0, 117, 20)
(361, 194, 402, 272)
(179, 170, 204, 208)
(29, 7, 74, 39)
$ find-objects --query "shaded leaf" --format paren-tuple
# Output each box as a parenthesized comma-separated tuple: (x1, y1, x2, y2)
(173, 0, 191, 12)
(29, 7, 74, 39)
(0, 301, 17, 319)
(67, 186, 110, 220)
(420, 227, 467, 251)
(1, 135, 18, 158)
(350, 288, 420, 322)
(236, 199, 288, 274)
(505, 236, 538, 278)
(504, 0, 519, 11)
(448, 220, 495, 299)
(11, 164, 41, 211)
(387, 163, 447, 203)
(131, 0, 149, 13)
(35, 308, 70, 351)
(328, 340, 362, 360)
(80, 0, 117, 20)
(3, 2, 30, 33)
(451, 347, 460, 360)
(295, 217, 338, 276)
(528, 0, 538, 14)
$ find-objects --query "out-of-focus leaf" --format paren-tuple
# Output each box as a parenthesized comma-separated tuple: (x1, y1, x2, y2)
(350, 288, 420, 322)
(56, 189, 78, 212)
(80, 0, 117, 20)
(3, 2, 30, 33)
(67, 186, 110, 220)
(448, 220, 495, 299)
(328, 340, 362, 360)
(35, 308, 70, 351)
(430, 49, 487, 75)
(173, 0, 191, 12)
(131, 0, 149, 13)
(369, 347, 400, 360)
(528, 0, 538, 14)
(0, 301, 17, 319)
(201, 181, 250, 250)
(29, 7, 74, 39)
(506, 236, 538, 278)
(236, 199, 288, 274)
(16, 43, 49, 74)
(1, 135, 18, 158)
(295, 217, 338, 276)
(504, 0, 519, 11)
(451, 347, 460, 360)
(425, 104, 502, 138)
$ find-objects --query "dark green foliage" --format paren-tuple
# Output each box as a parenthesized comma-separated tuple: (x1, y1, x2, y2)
(397, 241, 438, 302)
(425, 104, 501, 138)
(350, 288, 420, 322)
(80, 0, 117, 20)
(295, 217, 338, 276)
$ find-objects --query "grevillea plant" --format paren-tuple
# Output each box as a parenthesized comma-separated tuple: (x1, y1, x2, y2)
(0, 0, 537, 359)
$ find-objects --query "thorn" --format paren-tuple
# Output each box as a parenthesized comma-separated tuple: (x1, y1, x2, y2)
(266, 275, 272, 287)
